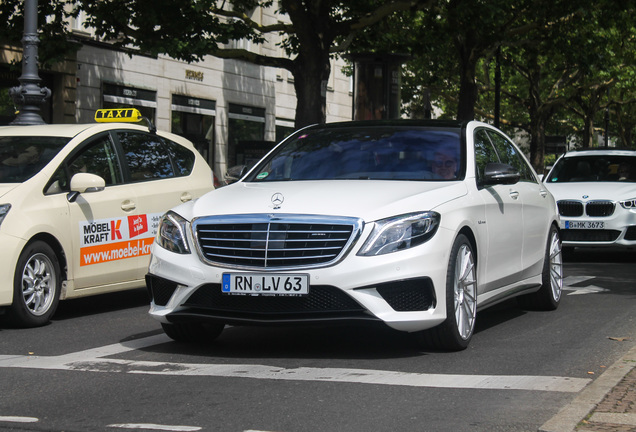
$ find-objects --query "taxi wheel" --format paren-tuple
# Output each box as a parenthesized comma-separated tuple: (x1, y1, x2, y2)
(161, 322, 225, 343)
(518, 225, 563, 310)
(415, 234, 477, 351)
(9, 241, 61, 327)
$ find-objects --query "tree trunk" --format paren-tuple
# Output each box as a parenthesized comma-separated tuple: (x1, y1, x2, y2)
(291, 52, 331, 128)
(456, 45, 478, 121)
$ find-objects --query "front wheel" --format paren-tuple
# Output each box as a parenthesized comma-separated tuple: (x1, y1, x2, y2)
(518, 225, 563, 310)
(416, 234, 477, 351)
(9, 241, 61, 327)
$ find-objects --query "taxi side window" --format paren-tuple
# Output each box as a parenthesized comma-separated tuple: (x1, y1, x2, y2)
(45, 135, 122, 194)
(117, 132, 174, 181)
(165, 140, 195, 176)
(68, 135, 123, 185)
(487, 131, 535, 182)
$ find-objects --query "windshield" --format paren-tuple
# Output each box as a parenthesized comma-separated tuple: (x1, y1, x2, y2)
(546, 155, 636, 183)
(0, 136, 69, 183)
(246, 126, 462, 182)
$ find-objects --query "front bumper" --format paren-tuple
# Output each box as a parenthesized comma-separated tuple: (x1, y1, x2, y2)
(0, 232, 26, 307)
(559, 208, 636, 247)
(146, 227, 455, 333)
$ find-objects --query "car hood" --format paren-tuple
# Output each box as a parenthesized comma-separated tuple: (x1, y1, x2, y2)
(0, 184, 19, 199)
(545, 181, 636, 201)
(185, 180, 468, 222)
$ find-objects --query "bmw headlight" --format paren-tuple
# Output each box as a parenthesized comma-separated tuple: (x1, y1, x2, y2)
(620, 198, 636, 209)
(358, 211, 440, 256)
(156, 211, 190, 254)
(0, 204, 10, 228)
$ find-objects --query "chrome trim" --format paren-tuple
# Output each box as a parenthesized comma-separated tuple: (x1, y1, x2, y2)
(191, 213, 364, 271)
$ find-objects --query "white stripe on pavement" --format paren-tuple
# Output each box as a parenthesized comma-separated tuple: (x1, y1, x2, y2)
(0, 334, 591, 393)
(108, 423, 201, 431)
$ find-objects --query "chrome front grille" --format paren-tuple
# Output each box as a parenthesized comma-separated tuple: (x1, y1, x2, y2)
(557, 200, 615, 217)
(192, 214, 362, 270)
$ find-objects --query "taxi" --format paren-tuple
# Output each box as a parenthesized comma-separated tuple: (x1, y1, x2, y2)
(0, 109, 214, 327)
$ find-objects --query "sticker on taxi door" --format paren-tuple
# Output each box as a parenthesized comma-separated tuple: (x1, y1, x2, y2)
(79, 213, 161, 266)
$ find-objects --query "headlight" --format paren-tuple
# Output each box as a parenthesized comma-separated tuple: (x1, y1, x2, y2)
(358, 211, 440, 256)
(0, 204, 10, 228)
(620, 199, 636, 209)
(156, 211, 190, 254)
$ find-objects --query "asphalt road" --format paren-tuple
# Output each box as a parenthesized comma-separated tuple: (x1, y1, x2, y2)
(1, 248, 635, 432)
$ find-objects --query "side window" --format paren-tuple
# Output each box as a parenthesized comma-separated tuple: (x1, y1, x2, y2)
(473, 129, 499, 182)
(165, 139, 195, 177)
(67, 135, 123, 186)
(487, 131, 535, 182)
(46, 135, 122, 194)
(117, 132, 175, 181)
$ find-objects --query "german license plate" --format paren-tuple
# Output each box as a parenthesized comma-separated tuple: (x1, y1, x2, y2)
(563, 220, 605, 229)
(222, 273, 309, 296)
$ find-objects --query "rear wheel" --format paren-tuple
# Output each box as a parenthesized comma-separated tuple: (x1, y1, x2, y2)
(518, 225, 563, 310)
(416, 234, 477, 351)
(9, 241, 61, 327)
(161, 322, 225, 343)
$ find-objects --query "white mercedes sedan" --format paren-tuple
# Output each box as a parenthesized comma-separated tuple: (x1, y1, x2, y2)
(146, 120, 563, 351)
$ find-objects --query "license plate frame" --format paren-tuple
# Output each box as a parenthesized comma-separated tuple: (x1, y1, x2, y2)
(222, 273, 309, 296)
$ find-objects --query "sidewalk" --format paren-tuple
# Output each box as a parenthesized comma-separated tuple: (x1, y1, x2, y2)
(539, 342, 636, 432)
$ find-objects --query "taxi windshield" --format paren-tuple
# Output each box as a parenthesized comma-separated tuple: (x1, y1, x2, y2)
(247, 126, 462, 182)
(0, 136, 69, 183)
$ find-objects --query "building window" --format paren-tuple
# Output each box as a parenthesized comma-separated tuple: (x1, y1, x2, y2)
(228, 103, 267, 167)
(102, 82, 156, 123)
(171, 95, 216, 165)
(275, 118, 295, 142)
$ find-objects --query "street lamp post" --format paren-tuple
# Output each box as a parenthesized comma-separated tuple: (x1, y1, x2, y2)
(10, 0, 51, 125)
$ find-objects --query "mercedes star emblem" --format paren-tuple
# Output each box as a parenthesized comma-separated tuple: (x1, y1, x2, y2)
(271, 193, 284, 209)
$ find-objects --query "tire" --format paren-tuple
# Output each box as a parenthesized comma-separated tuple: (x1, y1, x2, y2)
(518, 225, 563, 310)
(9, 241, 61, 327)
(416, 234, 477, 351)
(161, 321, 225, 343)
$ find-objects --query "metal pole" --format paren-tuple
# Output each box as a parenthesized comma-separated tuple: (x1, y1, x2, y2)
(494, 47, 501, 128)
(10, 0, 51, 125)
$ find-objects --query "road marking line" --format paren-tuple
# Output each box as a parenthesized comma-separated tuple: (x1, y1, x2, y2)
(1, 334, 591, 393)
(108, 423, 201, 431)
(0, 416, 39, 423)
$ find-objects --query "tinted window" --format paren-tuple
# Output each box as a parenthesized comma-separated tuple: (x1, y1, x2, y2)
(117, 132, 175, 181)
(68, 135, 122, 185)
(474, 129, 499, 182)
(247, 126, 462, 182)
(546, 154, 636, 183)
(165, 139, 195, 176)
(487, 131, 535, 182)
(0, 136, 68, 183)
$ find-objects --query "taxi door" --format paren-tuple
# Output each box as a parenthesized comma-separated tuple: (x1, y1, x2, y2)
(113, 130, 205, 279)
(65, 133, 142, 290)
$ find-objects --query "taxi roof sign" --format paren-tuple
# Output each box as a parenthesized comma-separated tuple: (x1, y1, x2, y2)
(94, 108, 142, 123)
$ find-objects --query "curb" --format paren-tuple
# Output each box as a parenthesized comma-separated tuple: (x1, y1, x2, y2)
(539, 342, 636, 432)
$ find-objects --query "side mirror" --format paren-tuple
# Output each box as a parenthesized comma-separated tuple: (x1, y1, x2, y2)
(483, 163, 520, 185)
(67, 173, 106, 202)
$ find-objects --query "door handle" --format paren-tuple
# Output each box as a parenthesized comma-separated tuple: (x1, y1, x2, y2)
(509, 190, 520, 200)
(539, 189, 548, 198)
(180, 192, 193, 203)
(121, 200, 136, 211)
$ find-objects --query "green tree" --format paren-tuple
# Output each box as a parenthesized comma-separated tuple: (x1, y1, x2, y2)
(73, 0, 432, 127)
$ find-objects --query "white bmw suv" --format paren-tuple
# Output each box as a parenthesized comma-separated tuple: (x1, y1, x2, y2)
(147, 120, 563, 351)
(544, 148, 636, 250)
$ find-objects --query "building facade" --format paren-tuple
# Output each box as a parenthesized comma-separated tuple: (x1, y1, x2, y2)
(1, 7, 354, 181)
